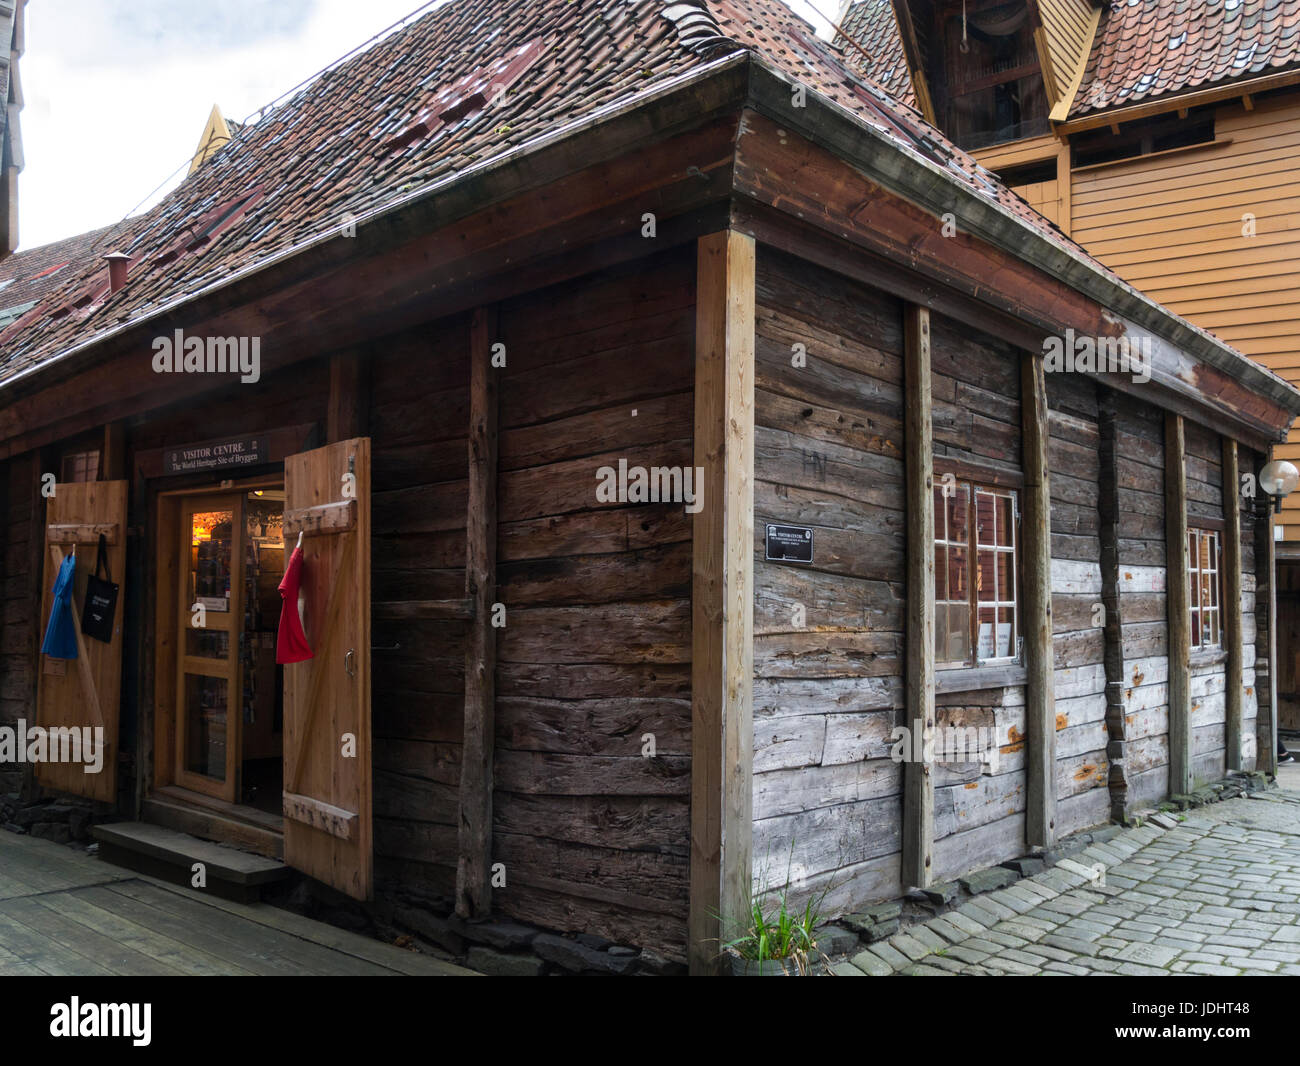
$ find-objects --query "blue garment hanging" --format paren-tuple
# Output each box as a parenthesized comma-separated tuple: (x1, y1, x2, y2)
(41, 551, 79, 660)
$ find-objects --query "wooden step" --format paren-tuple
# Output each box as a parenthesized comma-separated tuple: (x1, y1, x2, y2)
(143, 790, 283, 860)
(91, 822, 290, 903)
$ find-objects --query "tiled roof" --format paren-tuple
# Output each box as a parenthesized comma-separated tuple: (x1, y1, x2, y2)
(836, 0, 916, 105)
(1070, 0, 1300, 118)
(0, 223, 127, 316)
(0, 0, 1108, 388)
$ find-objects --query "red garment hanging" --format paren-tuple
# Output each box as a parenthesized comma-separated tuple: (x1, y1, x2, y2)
(276, 545, 314, 664)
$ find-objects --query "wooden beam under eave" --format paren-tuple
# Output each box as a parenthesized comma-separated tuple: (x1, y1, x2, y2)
(1223, 438, 1244, 771)
(1165, 413, 1192, 795)
(902, 304, 935, 888)
(1022, 353, 1055, 847)
(456, 306, 500, 919)
(689, 230, 755, 975)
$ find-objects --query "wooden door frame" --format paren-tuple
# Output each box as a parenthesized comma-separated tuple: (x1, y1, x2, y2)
(149, 473, 283, 811)
(173, 492, 246, 802)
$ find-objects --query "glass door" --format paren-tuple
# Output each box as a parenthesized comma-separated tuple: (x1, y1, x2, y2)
(175, 494, 245, 801)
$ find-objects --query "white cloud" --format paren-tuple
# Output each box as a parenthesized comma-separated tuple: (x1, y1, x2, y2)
(18, 0, 838, 252)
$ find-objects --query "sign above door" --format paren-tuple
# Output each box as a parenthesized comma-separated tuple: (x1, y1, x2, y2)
(164, 434, 268, 475)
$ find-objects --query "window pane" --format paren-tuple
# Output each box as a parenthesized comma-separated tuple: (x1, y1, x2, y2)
(945, 607, 972, 664)
(933, 487, 945, 540)
(935, 543, 948, 602)
(996, 494, 1014, 546)
(976, 606, 997, 660)
(947, 487, 969, 542)
(1188, 531, 1197, 571)
(997, 606, 1015, 658)
(977, 547, 996, 602)
(949, 546, 968, 601)
(976, 491, 995, 547)
(996, 553, 1012, 601)
(1190, 609, 1201, 648)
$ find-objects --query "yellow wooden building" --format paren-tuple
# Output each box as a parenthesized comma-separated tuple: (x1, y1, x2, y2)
(840, 0, 1300, 725)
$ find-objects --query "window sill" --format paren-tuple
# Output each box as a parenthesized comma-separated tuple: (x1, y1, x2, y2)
(1189, 648, 1228, 670)
(936, 664, 1027, 694)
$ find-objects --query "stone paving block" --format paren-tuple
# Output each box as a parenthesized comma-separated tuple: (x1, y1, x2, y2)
(960, 867, 1018, 896)
(889, 932, 933, 962)
(830, 961, 866, 977)
(850, 950, 895, 976)
(944, 910, 990, 937)
(926, 917, 969, 945)
(944, 944, 993, 966)
(911, 926, 948, 953)
(1188, 963, 1242, 975)
(866, 943, 910, 970)
(981, 956, 1040, 975)
(1115, 943, 1179, 968)
(901, 963, 952, 976)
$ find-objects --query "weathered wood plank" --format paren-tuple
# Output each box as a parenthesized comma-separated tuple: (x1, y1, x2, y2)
(902, 303, 935, 888)
(1165, 413, 1191, 794)
(456, 305, 500, 920)
(689, 230, 755, 974)
(1223, 437, 1244, 770)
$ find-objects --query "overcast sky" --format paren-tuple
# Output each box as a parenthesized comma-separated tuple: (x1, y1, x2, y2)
(20, 0, 839, 252)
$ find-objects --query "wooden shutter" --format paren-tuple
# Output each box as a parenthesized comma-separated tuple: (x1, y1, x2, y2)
(34, 481, 127, 803)
(281, 438, 372, 900)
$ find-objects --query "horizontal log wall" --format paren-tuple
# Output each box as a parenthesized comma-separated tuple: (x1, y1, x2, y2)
(1045, 374, 1109, 837)
(490, 249, 695, 958)
(0, 452, 38, 799)
(750, 248, 906, 912)
(930, 313, 1027, 880)
(367, 319, 472, 901)
(1108, 394, 1171, 810)
(1184, 420, 1230, 786)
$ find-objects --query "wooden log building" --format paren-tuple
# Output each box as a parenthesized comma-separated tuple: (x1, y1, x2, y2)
(0, 0, 1297, 974)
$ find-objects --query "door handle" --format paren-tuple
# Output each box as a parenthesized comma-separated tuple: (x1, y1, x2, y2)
(345, 649, 355, 678)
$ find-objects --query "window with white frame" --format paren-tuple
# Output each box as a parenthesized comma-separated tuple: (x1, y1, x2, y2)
(934, 480, 1020, 668)
(1189, 527, 1221, 649)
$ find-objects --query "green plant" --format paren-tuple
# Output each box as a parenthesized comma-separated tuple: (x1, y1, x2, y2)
(719, 844, 829, 973)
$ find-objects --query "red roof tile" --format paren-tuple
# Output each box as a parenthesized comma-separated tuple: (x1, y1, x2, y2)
(1071, 0, 1300, 117)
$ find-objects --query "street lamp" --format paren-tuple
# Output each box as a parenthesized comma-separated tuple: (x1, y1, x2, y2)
(1259, 459, 1300, 515)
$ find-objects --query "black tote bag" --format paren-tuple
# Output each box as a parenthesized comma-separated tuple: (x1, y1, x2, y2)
(81, 534, 119, 643)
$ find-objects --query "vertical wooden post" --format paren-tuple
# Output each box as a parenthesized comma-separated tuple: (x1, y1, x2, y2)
(1165, 413, 1191, 795)
(902, 304, 934, 888)
(101, 422, 125, 481)
(1223, 438, 1244, 771)
(1022, 354, 1056, 847)
(1097, 400, 1129, 821)
(456, 308, 499, 919)
(327, 350, 370, 443)
(689, 231, 755, 975)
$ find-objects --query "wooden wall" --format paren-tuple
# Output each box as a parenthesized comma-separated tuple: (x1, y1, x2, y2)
(1046, 374, 1108, 837)
(750, 248, 905, 912)
(366, 320, 471, 902)
(1071, 89, 1300, 536)
(1184, 420, 1229, 785)
(0, 451, 38, 798)
(929, 314, 1027, 880)
(1106, 394, 1170, 809)
(490, 249, 695, 957)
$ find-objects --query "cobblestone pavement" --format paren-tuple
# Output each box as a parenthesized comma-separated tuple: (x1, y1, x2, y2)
(833, 788, 1300, 976)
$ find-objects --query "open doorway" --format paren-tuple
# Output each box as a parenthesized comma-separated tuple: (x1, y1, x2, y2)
(158, 482, 286, 825)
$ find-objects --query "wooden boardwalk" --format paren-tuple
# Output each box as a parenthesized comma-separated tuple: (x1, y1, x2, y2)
(0, 830, 474, 976)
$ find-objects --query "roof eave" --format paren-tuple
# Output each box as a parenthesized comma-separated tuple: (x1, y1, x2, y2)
(740, 56, 1300, 436)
